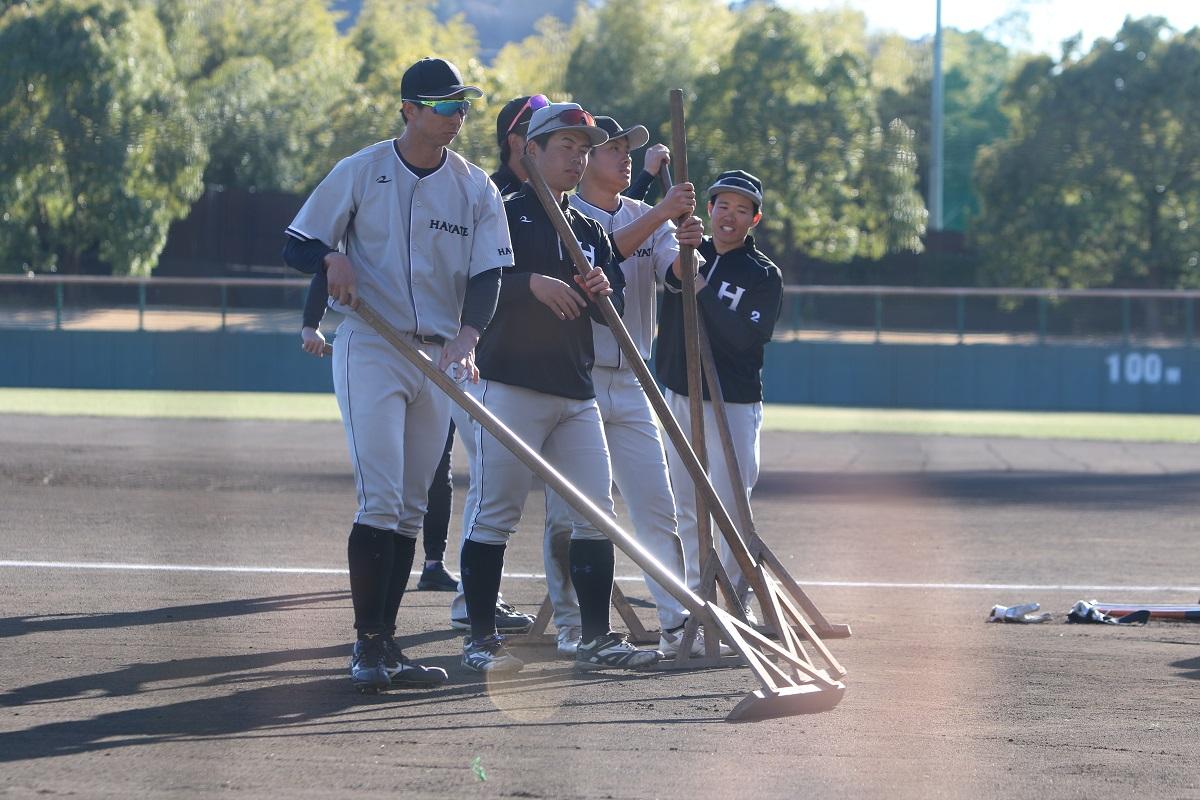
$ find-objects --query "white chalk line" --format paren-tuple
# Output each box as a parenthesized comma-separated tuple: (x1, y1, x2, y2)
(1, 560, 1197, 594)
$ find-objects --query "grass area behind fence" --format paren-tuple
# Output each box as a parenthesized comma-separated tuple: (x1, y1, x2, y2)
(3, 388, 1200, 442)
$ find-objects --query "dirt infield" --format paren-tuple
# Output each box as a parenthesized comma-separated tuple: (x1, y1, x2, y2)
(1, 416, 1198, 799)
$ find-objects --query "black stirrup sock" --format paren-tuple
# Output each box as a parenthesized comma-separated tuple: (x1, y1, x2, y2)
(460, 538, 506, 642)
(382, 534, 417, 636)
(570, 538, 616, 644)
(347, 523, 395, 637)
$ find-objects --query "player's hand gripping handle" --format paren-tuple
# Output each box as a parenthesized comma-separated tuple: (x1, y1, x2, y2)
(324, 252, 358, 309)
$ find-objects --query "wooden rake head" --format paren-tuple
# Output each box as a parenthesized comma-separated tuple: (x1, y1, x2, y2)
(705, 605, 847, 721)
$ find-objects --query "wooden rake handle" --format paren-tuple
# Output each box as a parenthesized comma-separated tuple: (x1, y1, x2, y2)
(353, 298, 709, 619)
(518, 152, 772, 615)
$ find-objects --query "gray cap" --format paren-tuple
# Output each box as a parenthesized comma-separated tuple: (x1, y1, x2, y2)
(525, 102, 609, 147)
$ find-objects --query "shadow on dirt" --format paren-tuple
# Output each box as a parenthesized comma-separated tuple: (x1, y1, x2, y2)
(1169, 651, 1200, 681)
(0, 630, 718, 762)
(0, 591, 349, 639)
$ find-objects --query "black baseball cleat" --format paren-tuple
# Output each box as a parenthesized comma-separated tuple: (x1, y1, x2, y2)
(462, 634, 525, 674)
(450, 600, 535, 634)
(575, 632, 663, 672)
(417, 562, 459, 592)
(381, 637, 448, 688)
(349, 636, 391, 694)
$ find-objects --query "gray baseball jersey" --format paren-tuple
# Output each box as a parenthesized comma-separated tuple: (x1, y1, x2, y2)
(568, 193, 701, 367)
(287, 141, 514, 340)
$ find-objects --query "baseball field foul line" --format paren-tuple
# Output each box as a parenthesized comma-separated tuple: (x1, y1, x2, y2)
(1, 560, 1196, 594)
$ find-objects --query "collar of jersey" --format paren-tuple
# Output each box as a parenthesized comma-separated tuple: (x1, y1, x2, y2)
(570, 193, 623, 218)
(707, 233, 756, 256)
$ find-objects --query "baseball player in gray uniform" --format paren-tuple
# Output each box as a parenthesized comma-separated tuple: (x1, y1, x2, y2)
(282, 57, 513, 693)
(541, 116, 722, 658)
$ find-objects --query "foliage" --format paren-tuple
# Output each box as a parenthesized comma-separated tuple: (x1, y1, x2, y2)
(876, 28, 1016, 231)
(564, 0, 735, 149)
(319, 0, 497, 168)
(153, 0, 359, 193)
(690, 5, 925, 262)
(5, 0, 1190, 285)
(0, 0, 204, 275)
(490, 13, 580, 105)
(972, 17, 1200, 289)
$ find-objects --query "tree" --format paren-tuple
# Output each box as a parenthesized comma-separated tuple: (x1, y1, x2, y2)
(564, 0, 735, 151)
(690, 5, 925, 264)
(972, 17, 1200, 289)
(490, 13, 581, 105)
(318, 0, 492, 175)
(155, 0, 360, 193)
(876, 28, 1016, 231)
(0, 0, 204, 275)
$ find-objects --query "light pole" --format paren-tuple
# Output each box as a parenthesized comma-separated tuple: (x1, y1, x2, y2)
(930, 0, 945, 231)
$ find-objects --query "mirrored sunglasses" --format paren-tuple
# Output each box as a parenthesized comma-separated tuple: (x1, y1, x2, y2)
(409, 98, 472, 117)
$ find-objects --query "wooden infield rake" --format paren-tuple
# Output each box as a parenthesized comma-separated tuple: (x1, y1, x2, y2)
(352, 91, 848, 720)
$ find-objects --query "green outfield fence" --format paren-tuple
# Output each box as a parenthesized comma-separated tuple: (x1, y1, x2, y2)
(3, 275, 1200, 412)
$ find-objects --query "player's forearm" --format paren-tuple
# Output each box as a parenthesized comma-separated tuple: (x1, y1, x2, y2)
(301, 272, 328, 329)
(461, 269, 501, 332)
(622, 170, 655, 202)
(611, 212, 665, 258)
(496, 271, 534, 307)
(282, 235, 335, 275)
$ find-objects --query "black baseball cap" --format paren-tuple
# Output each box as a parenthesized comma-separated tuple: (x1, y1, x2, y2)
(593, 116, 649, 150)
(707, 169, 763, 208)
(400, 57, 483, 101)
(497, 96, 534, 144)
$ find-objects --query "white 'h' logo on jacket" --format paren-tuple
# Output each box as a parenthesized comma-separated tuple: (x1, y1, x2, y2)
(716, 281, 745, 310)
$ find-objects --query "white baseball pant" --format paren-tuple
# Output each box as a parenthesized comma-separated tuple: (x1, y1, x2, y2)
(663, 389, 763, 597)
(448, 379, 615, 621)
(544, 365, 688, 631)
(463, 379, 616, 545)
(332, 319, 452, 536)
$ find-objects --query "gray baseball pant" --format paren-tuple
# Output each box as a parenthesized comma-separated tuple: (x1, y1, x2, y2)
(448, 379, 614, 621)
(332, 320, 451, 536)
(663, 389, 763, 598)
(544, 365, 688, 631)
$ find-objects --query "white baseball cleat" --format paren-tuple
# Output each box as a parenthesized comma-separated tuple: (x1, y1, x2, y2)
(556, 625, 582, 659)
(659, 625, 734, 658)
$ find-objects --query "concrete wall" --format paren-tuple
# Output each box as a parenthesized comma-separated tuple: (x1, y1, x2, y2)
(5, 330, 1199, 413)
(5, 330, 332, 393)
(764, 341, 1200, 413)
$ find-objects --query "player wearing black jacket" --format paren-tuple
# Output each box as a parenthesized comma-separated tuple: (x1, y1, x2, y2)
(656, 236, 782, 403)
(474, 186, 625, 397)
(656, 169, 782, 611)
(457, 102, 662, 674)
